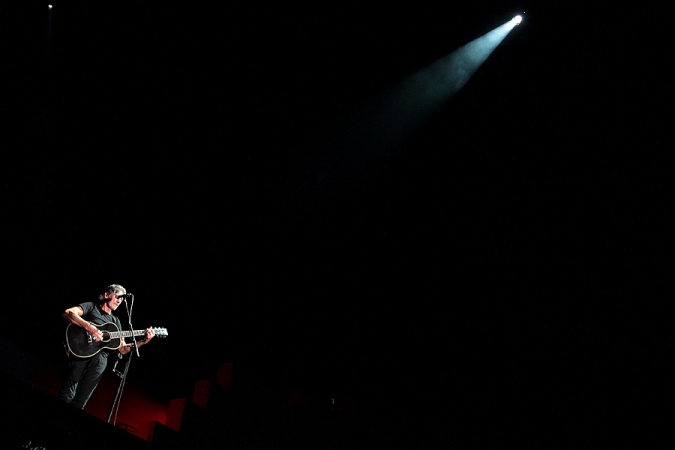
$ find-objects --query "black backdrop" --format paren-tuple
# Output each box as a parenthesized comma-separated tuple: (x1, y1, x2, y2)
(2, 1, 672, 446)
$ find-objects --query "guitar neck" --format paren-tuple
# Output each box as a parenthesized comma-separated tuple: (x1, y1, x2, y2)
(108, 330, 147, 339)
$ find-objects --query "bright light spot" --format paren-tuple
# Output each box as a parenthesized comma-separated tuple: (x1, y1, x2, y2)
(513, 15, 523, 25)
(48, 4, 53, 9)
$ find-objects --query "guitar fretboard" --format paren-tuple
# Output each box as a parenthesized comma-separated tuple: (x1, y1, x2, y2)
(106, 330, 147, 339)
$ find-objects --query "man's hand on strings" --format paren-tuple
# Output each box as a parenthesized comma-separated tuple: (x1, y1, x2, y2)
(145, 327, 155, 342)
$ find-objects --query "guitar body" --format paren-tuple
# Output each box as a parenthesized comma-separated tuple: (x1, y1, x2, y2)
(65, 321, 123, 358)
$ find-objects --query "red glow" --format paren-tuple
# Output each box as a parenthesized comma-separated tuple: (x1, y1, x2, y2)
(192, 379, 211, 408)
(32, 362, 169, 442)
(85, 372, 169, 440)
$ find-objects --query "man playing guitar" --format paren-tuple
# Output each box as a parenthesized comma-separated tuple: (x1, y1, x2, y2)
(57, 284, 155, 409)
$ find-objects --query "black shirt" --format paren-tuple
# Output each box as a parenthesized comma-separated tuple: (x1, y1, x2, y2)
(78, 301, 123, 358)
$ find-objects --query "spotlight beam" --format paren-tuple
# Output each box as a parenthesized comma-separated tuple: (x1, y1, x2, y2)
(304, 16, 523, 192)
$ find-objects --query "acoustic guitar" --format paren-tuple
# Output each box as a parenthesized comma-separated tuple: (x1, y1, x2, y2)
(65, 321, 168, 358)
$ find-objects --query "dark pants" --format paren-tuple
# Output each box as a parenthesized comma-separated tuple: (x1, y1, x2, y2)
(57, 353, 108, 409)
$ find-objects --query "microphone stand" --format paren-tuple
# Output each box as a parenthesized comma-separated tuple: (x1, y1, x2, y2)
(108, 294, 140, 425)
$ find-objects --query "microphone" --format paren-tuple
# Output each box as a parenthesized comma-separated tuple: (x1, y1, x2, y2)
(116, 293, 133, 299)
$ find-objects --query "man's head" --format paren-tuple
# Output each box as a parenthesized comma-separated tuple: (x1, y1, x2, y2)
(98, 284, 126, 300)
(98, 284, 126, 311)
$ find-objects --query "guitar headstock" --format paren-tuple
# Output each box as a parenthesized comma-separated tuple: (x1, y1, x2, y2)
(152, 327, 168, 338)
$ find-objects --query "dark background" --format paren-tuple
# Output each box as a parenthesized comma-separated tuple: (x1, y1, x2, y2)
(2, 1, 673, 445)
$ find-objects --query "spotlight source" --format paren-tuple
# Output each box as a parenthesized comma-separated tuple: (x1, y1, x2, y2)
(513, 15, 523, 25)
